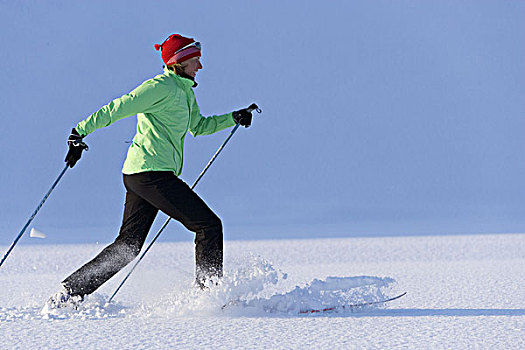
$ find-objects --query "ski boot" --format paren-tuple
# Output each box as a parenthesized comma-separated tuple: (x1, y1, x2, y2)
(41, 284, 84, 313)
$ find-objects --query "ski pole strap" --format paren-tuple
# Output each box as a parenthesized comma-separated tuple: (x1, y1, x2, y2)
(246, 103, 262, 114)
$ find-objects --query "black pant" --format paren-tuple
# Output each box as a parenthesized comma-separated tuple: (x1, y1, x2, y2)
(63, 171, 223, 296)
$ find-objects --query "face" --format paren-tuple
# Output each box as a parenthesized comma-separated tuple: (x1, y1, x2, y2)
(181, 57, 203, 78)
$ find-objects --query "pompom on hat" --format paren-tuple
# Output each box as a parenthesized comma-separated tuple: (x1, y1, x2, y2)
(154, 34, 201, 66)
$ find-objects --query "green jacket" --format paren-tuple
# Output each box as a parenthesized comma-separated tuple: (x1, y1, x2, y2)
(75, 68, 236, 176)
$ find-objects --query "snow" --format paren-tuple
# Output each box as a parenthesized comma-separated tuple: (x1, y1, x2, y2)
(1, 233, 524, 349)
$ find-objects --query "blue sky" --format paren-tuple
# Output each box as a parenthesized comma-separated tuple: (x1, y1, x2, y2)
(1, 0, 524, 245)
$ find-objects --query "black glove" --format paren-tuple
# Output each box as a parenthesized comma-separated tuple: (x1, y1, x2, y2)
(232, 108, 253, 128)
(64, 128, 89, 168)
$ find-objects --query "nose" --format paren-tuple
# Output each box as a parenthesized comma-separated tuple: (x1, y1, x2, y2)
(197, 60, 203, 70)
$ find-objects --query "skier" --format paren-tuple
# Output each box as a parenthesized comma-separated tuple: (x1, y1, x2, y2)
(46, 34, 255, 308)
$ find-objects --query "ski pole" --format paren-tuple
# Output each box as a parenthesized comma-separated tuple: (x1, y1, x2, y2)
(0, 164, 69, 268)
(107, 104, 261, 304)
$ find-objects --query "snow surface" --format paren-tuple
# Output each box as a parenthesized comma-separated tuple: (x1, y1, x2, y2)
(1, 233, 524, 349)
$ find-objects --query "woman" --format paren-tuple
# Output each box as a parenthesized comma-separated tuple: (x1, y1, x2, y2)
(47, 34, 255, 308)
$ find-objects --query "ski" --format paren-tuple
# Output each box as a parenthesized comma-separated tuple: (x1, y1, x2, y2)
(221, 292, 407, 314)
(298, 292, 407, 314)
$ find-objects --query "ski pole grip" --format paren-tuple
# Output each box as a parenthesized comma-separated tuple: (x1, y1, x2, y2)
(247, 103, 262, 114)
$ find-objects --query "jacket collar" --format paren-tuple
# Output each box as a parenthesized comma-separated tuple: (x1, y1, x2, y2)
(164, 67, 198, 88)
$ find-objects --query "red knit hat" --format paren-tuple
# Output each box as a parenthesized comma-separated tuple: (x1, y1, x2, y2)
(154, 34, 201, 66)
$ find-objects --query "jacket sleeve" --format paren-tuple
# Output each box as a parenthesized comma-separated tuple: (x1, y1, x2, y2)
(188, 99, 236, 137)
(75, 79, 170, 136)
